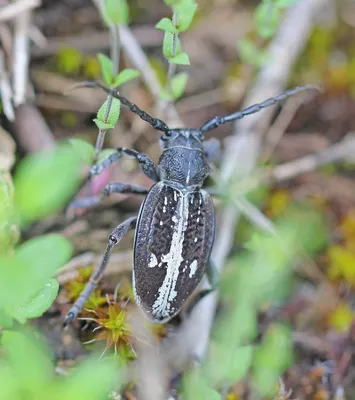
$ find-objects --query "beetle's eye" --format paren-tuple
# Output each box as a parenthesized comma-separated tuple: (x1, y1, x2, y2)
(163, 131, 172, 140)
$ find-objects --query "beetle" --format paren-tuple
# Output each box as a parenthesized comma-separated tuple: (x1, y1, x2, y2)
(64, 83, 316, 326)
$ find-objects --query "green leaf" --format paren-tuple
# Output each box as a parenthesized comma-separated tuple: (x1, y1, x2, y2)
(104, 0, 129, 24)
(14, 144, 82, 223)
(93, 119, 114, 130)
(254, 3, 281, 38)
(48, 357, 121, 400)
(155, 17, 179, 33)
(163, 32, 181, 59)
(252, 324, 293, 396)
(170, 52, 190, 65)
(182, 369, 220, 400)
(95, 97, 121, 129)
(237, 38, 268, 67)
(275, 0, 298, 9)
(1, 330, 54, 393)
(171, 72, 189, 100)
(0, 308, 13, 328)
(176, 1, 198, 32)
(0, 234, 71, 316)
(107, 98, 121, 126)
(113, 68, 140, 87)
(13, 279, 59, 323)
(97, 53, 114, 85)
(206, 344, 253, 385)
(68, 138, 94, 164)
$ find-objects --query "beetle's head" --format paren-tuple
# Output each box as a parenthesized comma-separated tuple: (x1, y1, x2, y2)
(159, 128, 204, 150)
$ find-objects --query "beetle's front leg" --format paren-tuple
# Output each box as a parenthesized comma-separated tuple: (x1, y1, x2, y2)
(70, 183, 149, 209)
(90, 147, 159, 181)
(63, 216, 137, 326)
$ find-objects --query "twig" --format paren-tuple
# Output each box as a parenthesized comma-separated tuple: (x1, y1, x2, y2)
(270, 132, 355, 182)
(13, 8, 31, 106)
(0, 50, 14, 121)
(177, 0, 331, 364)
(261, 90, 314, 162)
(0, 0, 40, 22)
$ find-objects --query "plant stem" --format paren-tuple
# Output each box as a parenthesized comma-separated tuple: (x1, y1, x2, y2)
(163, 11, 179, 120)
(94, 23, 121, 161)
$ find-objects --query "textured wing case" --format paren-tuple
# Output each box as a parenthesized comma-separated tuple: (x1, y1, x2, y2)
(133, 182, 215, 323)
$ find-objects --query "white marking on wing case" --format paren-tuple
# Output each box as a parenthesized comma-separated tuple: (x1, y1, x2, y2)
(152, 189, 191, 320)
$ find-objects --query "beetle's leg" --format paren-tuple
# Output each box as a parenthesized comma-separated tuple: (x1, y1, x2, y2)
(70, 183, 149, 209)
(203, 138, 221, 164)
(63, 216, 137, 326)
(199, 84, 318, 133)
(90, 147, 159, 182)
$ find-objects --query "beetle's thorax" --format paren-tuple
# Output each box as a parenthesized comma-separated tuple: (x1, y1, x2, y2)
(158, 129, 211, 187)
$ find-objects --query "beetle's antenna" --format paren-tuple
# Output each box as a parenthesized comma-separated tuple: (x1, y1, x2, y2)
(199, 84, 320, 133)
(66, 81, 170, 133)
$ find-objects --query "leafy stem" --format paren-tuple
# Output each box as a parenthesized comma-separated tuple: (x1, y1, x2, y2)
(165, 11, 179, 103)
(94, 24, 121, 161)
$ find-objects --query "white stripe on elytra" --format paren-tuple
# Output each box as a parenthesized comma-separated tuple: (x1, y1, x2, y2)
(152, 189, 191, 319)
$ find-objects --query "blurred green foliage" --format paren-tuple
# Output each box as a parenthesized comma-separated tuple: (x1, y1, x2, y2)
(0, 330, 122, 400)
(182, 206, 327, 398)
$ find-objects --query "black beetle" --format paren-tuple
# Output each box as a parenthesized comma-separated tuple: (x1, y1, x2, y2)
(64, 83, 316, 325)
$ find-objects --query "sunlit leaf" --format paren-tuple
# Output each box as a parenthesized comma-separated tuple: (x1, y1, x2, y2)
(1, 330, 53, 394)
(112, 68, 140, 87)
(14, 144, 82, 223)
(13, 279, 59, 323)
(104, 0, 129, 25)
(97, 53, 114, 85)
(171, 72, 189, 99)
(170, 52, 190, 65)
(155, 17, 178, 33)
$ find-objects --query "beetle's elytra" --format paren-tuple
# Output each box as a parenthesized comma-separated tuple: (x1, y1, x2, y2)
(64, 83, 318, 326)
(134, 182, 214, 323)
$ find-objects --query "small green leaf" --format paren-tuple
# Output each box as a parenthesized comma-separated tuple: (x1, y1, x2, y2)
(176, 1, 198, 32)
(171, 72, 189, 100)
(97, 53, 114, 85)
(93, 119, 115, 130)
(13, 279, 59, 323)
(254, 3, 281, 38)
(252, 324, 293, 396)
(155, 17, 179, 33)
(113, 68, 140, 87)
(106, 98, 121, 126)
(104, 0, 129, 24)
(163, 32, 182, 59)
(275, 0, 298, 9)
(183, 369, 220, 400)
(68, 138, 94, 164)
(237, 38, 268, 67)
(96, 97, 121, 129)
(170, 52, 190, 65)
